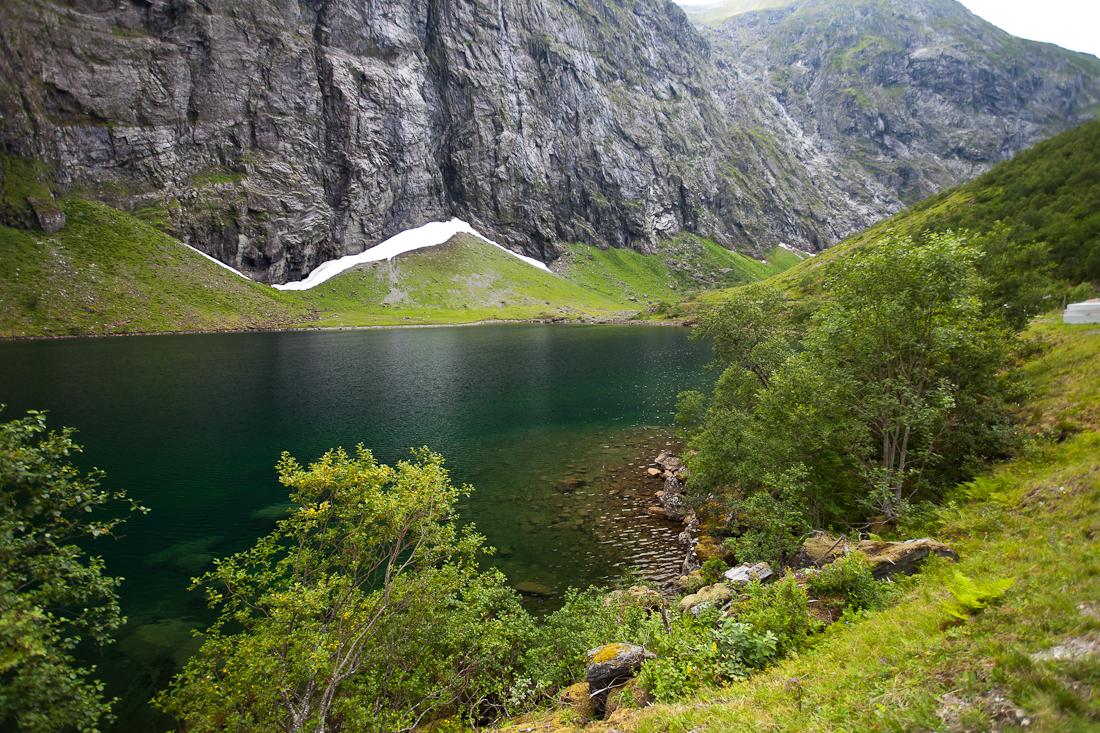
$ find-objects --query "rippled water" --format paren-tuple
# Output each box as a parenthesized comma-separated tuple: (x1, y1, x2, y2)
(0, 324, 712, 730)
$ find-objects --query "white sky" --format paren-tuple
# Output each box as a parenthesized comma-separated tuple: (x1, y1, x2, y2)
(955, 0, 1099, 59)
(673, 0, 1100, 59)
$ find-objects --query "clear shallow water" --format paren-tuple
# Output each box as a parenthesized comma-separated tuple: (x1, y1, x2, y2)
(0, 324, 711, 730)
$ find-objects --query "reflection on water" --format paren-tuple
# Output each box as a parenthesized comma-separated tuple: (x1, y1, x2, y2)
(0, 324, 712, 731)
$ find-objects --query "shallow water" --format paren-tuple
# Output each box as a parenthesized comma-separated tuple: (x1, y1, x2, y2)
(0, 323, 712, 730)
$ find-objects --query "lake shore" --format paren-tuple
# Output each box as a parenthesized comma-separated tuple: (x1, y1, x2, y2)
(0, 317, 691, 341)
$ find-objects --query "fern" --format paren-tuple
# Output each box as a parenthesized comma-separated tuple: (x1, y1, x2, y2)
(942, 570, 1015, 620)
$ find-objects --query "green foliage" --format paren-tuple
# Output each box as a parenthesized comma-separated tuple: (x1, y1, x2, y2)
(521, 586, 652, 696)
(711, 622, 778, 680)
(683, 231, 1016, 525)
(722, 480, 812, 567)
(805, 553, 886, 611)
(699, 558, 728, 586)
(157, 446, 527, 732)
(0, 408, 147, 733)
(728, 575, 813, 656)
(942, 570, 1014, 621)
(636, 611, 719, 701)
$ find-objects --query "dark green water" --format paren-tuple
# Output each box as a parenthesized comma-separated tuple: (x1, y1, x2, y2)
(0, 324, 711, 730)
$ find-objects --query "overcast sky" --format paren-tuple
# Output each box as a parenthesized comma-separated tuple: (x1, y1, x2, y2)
(672, 1, 1100, 59)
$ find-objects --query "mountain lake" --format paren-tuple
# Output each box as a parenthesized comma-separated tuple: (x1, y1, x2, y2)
(0, 323, 714, 731)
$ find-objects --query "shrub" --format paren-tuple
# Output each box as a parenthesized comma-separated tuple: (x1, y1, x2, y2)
(805, 552, 886, 611)
(728, 574, 813, 656)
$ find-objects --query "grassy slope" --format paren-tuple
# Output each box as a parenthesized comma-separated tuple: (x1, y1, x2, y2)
(0, 148, 802, 336)
(494, 320, 1100, 733)
(0, 197, 307, 337)
(760, 119, 1100, 302)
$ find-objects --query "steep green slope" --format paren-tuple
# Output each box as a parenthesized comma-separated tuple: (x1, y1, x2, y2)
(0, 197, 307, 338)
(0, 189, 804, 336)
(753, 119, 1100, 303)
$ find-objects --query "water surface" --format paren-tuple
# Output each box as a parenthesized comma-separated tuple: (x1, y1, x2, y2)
(0, 323, 711, 730)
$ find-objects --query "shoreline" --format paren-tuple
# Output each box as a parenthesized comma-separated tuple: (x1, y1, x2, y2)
(0, 317, 691, 342)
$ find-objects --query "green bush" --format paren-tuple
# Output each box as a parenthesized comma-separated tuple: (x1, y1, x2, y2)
(728, 574, 813, 656)
(521, 586, 652, 695)
(805, 552, 886, 611)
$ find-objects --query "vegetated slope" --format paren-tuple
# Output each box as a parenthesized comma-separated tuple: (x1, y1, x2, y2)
(495, 321, 1100, 733)
(288, 234, 635, 327)
(0, 174, 804, 336)
(0, 197, 306, 338)
(761, 119, 1100, 299)
(1, 0, 1097, 285)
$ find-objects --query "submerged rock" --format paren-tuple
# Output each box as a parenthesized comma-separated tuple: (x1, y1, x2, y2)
(514, 581, 555, 598)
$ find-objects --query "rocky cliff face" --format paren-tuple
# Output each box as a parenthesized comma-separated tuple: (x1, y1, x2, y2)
(1, 0, 1098, 283)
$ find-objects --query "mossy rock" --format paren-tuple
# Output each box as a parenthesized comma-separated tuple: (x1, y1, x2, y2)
(694, 535, 734, 563)
(558, 681, 597, 718)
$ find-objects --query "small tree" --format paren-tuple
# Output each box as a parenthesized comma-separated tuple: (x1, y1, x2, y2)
(0, 409, 147, 733)
(158, 445, 524, 733)
(814, 232, 1012, 516)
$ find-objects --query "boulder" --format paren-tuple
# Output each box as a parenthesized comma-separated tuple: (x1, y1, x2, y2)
(559, 478, 585, 492)
(663, 475, 684, 494)
(791, 533, 849, 569)
(514, 581, 555, 597)
(655, 450, 681, 472)
(586, 643, 652, 691)
(646, 467, 662, 476)
(659, 493, 686, 522)
(693, 536, 734, 564)
(674, 569, 706, 594)
(604, 585, 667, 611)
(723, 562, 775, 585)
(854, 538, 959, 580)
(646, 506, 668, 519)
(27, 196, 65, 234)
(679, 583, 732, 612)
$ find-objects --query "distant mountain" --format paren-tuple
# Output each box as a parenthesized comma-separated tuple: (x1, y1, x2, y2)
(1, 0, 1097, 284)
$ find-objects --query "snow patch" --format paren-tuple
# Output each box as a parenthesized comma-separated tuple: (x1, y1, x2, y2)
(273, 218, 550, 291)
(779, 242, 814, 259)
(182, 243, 253, 280)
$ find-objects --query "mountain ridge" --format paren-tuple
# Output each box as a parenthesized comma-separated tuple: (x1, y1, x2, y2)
(1, 0, 1097, 284)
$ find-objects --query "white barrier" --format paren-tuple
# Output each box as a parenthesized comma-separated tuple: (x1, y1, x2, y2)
(1063, 300, 1100, 325)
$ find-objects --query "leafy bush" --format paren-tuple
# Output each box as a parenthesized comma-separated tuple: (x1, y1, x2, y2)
(727, 575, 813, 656)
(158, 446, 532, 733)
(521, 586, 652, 696)
(805, 552, 886, 611)
(0, 409, 147, 733)
(636, 611, 717, 701)
(711, 621, 778, 680)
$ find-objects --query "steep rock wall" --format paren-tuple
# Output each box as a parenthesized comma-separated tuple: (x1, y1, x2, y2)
(1, 0, 1097, 283)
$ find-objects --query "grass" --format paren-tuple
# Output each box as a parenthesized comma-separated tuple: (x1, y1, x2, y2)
(481, 320, 1100, 732)
(0, 183, 804, 336)
(0, 197, 307, 337)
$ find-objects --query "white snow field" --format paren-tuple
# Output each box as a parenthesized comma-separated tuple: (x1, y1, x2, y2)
(272, 219, 550, 291)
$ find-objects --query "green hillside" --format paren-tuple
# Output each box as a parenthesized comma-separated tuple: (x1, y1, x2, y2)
(0, 150, 801, 337)
(0, 197, 307, 337)
(717, 119, 1100, 312)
